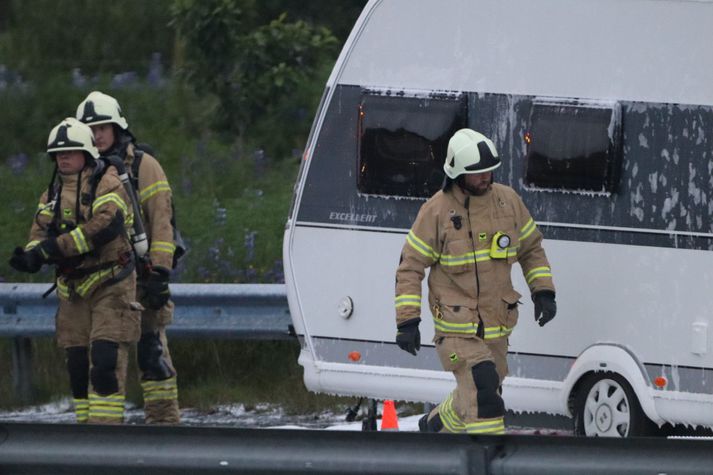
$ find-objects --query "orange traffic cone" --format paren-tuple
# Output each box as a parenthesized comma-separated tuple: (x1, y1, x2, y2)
(381, 400, 399, 431)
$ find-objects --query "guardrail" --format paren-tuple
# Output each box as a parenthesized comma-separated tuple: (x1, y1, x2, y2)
(0, 283, 292, 402)
(1, 422, 712, 474)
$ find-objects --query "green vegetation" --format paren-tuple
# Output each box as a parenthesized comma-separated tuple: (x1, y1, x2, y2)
(0, 0, 368, 415)
(0, 82, 301, 283)
(0, 338, 351, 414)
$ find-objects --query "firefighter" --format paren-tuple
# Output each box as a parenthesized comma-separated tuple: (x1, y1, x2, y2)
(394, 128, 557, 434)
(9, 117, 139, 424)
(76, 91, 181, 424)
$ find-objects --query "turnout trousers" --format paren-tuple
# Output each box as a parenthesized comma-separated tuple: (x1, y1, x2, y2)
(137, 300, 180, 424)
(421, 336, 507, 434)
(56, 274, 140, 424)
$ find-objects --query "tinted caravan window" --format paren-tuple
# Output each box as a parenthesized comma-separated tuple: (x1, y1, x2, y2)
(357, 92, 467, 197)
(524, 100, 622, 193)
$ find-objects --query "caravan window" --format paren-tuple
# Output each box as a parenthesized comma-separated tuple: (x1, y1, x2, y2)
(357, 92, 466, 198)
(524, 100, 622, 193)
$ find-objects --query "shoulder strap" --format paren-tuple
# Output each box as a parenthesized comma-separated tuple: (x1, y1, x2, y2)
(131, 148, 143, 192)
(87, 158, 110, 218)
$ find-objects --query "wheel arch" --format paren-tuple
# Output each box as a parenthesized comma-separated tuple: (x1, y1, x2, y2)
(561, 343, 662, 425)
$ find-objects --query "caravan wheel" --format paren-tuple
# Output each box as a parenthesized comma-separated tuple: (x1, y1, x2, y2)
(573, 372, 654, 437)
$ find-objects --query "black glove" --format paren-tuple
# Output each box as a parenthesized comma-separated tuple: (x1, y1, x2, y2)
(140, 266, 171, 310)
(9, 246, 45, 273)
(533, 290, 557, 327)
(396, 319, 421, 356)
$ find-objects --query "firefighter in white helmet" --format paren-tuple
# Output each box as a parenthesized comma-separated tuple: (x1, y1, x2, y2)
(394, 128, 557, 434)
(9, 117, 139, 424)
(76, 91, 182, 424)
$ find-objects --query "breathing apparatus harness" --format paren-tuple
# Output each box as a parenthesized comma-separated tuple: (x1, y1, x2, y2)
(38, 155, 139, 297)
(121, 138, 187, 271)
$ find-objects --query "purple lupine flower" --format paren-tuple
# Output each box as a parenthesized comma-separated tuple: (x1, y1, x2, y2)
(244, 230, 257, 262)
(147, 52, 165, 88)
(6, 153, 29, 175)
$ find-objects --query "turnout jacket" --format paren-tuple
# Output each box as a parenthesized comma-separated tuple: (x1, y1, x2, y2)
(395, 183, 555, 340)
(27, 165, 132, 299)
(123, 143, 175, 271)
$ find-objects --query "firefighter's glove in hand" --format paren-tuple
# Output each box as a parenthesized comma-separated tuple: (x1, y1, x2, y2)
(141, 266, 171, 310)
(9, 246, 45, 273)
(533, 290, 557, 327)
(396, 319, 421, 356)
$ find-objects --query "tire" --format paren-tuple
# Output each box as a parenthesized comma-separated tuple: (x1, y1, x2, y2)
(573, 372, 655, 437)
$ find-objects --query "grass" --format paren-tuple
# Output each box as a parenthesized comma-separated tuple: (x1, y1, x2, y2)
(0, 337, 354, 417)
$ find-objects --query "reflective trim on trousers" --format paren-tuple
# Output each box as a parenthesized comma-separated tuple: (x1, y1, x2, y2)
(438, 394, 505, 434)
(73, 398, 89, 423)
(142, 377, 178, 402)
(88, 392, 125, 420)
(433, 318, 513, 339)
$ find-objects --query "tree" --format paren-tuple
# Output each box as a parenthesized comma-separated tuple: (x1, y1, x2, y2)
(0, 0, 175, 78)
(170, 0, 339, 156)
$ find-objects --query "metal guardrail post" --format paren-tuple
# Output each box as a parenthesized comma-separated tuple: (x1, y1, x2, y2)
(11, 337, 33, 404)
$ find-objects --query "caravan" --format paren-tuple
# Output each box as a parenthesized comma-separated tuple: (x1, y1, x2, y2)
(283, 0, 713, 436)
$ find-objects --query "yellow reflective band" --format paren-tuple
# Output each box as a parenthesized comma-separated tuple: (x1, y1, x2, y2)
(150, 240, 176, 254)
(75, 265, 122, 297)
(526, 266, 552, 284)
(89, 393, 125, 403)
(70, 227, 90, 254)
(88, 410, 124, 419)
(141, 377, 177, 390)
(434, 319, 479, 334)
(395, 294, 421, 308)
(140, 180, 171, 203)
(141, 377, 178, 401)
(520, 218, 536, 241)
(92, 192, 128, 217)
(25, 240, 41, 251)
(432, 318, 512, 339)
(465, 417, 505, 434)
(406, 230, 439, 261)
(439, 395, 505, 434)
(439, 249, 490, 266)
(144, 391, 179, 402)
(57, 280, 70, 299)
(73, 398, 89, 423)
(439, 395, 466, 433)
(89, 392, 125, 419)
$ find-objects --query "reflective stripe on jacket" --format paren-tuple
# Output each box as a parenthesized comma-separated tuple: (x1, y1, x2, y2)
(125, 144, 175, 270)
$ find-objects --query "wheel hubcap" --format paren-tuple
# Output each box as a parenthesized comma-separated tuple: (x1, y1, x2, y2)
(594, 404, 613, 432)
(583, 378, 630, 437)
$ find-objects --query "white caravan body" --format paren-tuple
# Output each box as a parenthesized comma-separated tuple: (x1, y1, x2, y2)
(283, 0, 713, 431)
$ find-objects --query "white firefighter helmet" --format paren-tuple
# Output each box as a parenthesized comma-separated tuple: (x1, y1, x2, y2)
(47, 117, 100, 159)
(75, 91, 129, 129)
(443, 129, 501, 179)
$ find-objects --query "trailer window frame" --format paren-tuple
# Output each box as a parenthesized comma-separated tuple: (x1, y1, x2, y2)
(356, 90, 467, 198)
(523, 98, 623, 195)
